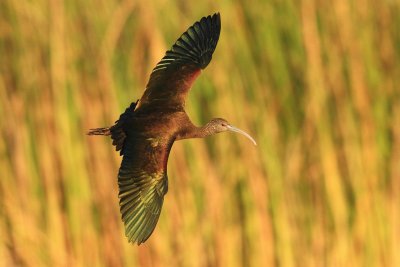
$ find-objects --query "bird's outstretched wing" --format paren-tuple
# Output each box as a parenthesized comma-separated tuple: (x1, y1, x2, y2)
(135, 13, 221, 113)
(118, 134, 173, 244)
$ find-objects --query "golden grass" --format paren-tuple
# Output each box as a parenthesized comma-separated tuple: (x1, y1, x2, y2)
(1, 0, 399, 266)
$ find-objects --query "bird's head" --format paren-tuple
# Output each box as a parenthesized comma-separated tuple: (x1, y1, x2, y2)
(207, 118, 257, 145)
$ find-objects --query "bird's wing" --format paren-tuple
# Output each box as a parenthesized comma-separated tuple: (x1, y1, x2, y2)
(135, 13, 221, 113)
(118, 134, 174, 244)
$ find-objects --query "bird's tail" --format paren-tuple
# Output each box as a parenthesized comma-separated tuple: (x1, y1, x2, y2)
(87, 127, 111, 136)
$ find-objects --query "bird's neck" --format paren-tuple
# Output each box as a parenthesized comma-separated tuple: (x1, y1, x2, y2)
(176, 122, 214, 140)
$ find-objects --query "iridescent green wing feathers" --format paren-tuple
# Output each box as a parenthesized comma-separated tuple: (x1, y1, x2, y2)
(118, 135, 172, 244)
(135, 13, 221, 112)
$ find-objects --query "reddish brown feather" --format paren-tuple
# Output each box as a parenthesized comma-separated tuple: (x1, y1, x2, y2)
(135, 13, 220, 114)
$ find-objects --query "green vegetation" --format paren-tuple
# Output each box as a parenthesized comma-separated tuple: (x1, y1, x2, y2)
(1, 0, 399, 266)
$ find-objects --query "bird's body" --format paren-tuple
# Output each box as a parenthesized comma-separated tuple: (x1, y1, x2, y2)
(88, 13, 256, 245)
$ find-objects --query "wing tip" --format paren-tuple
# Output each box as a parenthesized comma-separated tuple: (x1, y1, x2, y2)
(195, 12, 221, 69)
(118, 169, 168, 245)
(207, 12, 221, 24)
(122, 208, 159, 245)
(152, 12, 222, 72)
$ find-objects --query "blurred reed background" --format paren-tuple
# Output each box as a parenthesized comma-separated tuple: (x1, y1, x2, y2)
(1, 0, 399, 266)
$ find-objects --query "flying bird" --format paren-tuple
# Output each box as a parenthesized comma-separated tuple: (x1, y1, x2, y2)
(88, 13, 256, 245)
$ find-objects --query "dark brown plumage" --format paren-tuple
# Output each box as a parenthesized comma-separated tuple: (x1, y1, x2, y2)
(88, 13, 256, 245)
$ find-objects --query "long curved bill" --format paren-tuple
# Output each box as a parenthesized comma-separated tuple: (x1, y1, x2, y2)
(227, 125, 257, 146)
